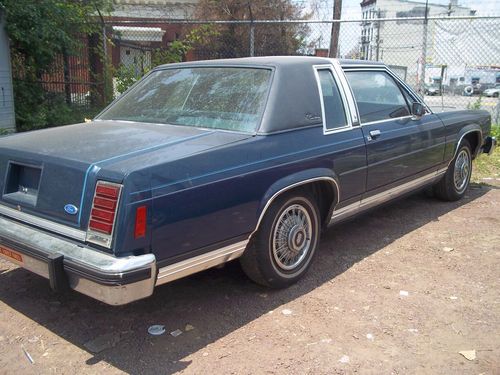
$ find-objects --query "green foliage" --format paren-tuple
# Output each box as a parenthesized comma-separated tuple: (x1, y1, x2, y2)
(1, 0, 112, 131)
(114, 64, 142, 95)
(13, 80, 100, 132)
(491, 124, 500, 139)
(195, 0, 310, 57)
(1, 0, 111, 75)
(467, 95, 483, 110)
(115, 25, 220, 94)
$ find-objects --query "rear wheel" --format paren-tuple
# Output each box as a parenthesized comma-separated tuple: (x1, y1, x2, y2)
(240, 191, 320, 288)
(434, 139, 472, 201)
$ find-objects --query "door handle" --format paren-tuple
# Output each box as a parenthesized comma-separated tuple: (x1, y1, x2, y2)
(369, 129, 381, 140)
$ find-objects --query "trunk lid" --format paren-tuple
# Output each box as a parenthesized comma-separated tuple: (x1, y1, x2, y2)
(0, 120, 250, 231)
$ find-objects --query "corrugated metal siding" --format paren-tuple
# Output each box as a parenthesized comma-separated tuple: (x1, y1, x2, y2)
(0, 16, 15, 130)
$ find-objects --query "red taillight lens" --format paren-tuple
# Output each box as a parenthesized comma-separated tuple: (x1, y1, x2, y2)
(95, 184, 120, 199)
(134, 205, 147, 239)
(88, 181, 122, 237)
(93, 196, 117, 210)
(89, 219, 113, 234)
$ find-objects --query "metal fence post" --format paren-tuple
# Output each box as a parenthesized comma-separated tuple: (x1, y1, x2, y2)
(418, 0, 429, 97)
(249, 22, 255, 57)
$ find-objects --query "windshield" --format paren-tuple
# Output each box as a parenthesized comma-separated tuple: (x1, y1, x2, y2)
(98, 67, 272, 133)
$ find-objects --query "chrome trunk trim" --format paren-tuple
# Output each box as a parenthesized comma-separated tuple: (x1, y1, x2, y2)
(156, 240, 248, 285)
(0, 203, 87, 241)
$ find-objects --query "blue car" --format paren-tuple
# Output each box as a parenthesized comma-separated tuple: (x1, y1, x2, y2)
(0, 57, 496, 305)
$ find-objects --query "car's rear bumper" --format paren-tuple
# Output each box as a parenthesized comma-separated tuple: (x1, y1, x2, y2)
(0, 216, 156, 305)
(483, 136, 497, 156)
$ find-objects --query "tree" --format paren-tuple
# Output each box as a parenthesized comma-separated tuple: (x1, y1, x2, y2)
(114, 25, 220, 94)
(194, 0, 311, 58)
(0, 0, 112, 131)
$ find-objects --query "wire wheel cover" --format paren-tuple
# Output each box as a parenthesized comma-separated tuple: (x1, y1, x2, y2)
(453, 149, 470, 192)
(272, 204, 313, 271)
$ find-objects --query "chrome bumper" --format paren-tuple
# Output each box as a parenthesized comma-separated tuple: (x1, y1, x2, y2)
(0, 216, 156, 305)
(483, 136, 497, 156)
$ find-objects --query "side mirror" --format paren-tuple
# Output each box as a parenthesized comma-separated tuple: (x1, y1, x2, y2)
(411, 102, 425, 119)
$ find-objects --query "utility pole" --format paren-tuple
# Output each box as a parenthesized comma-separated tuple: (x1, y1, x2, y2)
(418, 0, 429, 96)
(329, 0, 343, 58)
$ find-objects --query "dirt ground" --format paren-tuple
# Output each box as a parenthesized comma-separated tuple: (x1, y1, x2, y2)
(0, 182, 499, 375)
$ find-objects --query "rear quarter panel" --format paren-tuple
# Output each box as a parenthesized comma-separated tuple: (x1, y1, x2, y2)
(121, 125, 367, 263)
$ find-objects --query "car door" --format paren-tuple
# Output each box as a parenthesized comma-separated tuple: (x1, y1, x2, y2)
(344, 69, 446, 193)
(313, 64, 367, 208)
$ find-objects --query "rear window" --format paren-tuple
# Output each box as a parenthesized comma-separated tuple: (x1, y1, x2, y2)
(98, 67, 272, 133)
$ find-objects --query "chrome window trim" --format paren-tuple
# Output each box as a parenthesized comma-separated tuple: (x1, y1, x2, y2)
(251, 176, 340, 238)
(0, 203, 87, 241)
(330, 168, 447, 224)
(331, 60, 360, 125)
(360, 115, 413, 127)
(312, 64, 353, 135)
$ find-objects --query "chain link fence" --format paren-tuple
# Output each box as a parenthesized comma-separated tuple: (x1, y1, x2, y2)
(15, 15, 498, 124)
(107, 16, 499, 122)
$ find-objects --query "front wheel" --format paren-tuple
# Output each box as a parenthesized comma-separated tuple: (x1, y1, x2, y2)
(240, 191, 320, 288)
(434, 139, 472, 201)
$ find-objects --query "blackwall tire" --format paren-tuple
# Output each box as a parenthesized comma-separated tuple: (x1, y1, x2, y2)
(240, 191, 320, 288)
(434, 139, 472, 201)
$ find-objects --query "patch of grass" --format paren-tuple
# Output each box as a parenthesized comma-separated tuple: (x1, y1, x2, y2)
(472, 124, 500, 182)
(491, 124, 500, 139)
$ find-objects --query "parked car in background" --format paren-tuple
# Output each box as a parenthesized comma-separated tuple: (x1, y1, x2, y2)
(483, 84, 500, 97)
(0, 57, 496, 305)
(425, 84, 441, 96)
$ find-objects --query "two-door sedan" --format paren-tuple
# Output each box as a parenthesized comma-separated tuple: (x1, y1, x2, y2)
(0, 57, 496, 305)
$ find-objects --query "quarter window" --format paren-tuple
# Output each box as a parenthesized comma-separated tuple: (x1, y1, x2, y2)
(317, 69, 348, 131)
(345, 71, 410, 123)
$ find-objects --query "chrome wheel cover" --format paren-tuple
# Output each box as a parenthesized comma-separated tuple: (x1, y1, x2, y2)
(453, 149, 471, 192)
(272, 204, 312, 271)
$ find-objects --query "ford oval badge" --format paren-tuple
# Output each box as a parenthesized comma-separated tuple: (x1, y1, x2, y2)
(64, 204, 78, 215)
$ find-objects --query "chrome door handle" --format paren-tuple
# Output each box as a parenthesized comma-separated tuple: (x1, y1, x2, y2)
(369, 129, 381, 139)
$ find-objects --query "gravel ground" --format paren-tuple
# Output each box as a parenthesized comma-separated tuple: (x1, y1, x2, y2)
(0, 183, 499, 375)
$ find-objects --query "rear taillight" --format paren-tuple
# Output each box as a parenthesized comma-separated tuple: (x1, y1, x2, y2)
(86, 181, 122, 248)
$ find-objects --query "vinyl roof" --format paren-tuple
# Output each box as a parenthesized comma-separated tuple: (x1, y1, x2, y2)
(156, 56, 386, 70)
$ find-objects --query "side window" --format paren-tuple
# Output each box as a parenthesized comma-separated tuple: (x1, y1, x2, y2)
(317, 69, 348, 131)
(345, 71, 410, 123)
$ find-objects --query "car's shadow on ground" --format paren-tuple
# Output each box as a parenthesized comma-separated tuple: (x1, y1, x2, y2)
(0, 184, 495, 374)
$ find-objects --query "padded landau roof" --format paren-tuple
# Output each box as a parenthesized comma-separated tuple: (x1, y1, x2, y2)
(156, 56, 386, 134)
